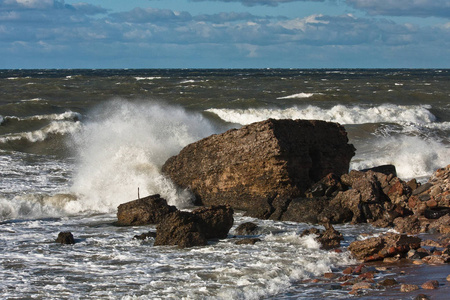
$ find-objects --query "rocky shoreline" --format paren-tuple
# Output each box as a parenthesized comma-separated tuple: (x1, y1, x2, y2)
(58, 118, 450, 298)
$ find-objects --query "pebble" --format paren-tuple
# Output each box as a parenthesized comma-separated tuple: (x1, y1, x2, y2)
(414, 294, 431, 300)
(400, 284, 419, 292)
(378, 278, 398, 286)
(421, 280, 439, 290)
(447, 274, 450, 282)
(351, 282, 372, 291)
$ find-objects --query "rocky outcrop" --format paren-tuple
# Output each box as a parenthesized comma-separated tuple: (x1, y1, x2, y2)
(154, 205, 234, 248)
(116, 194, 177, 226)
(162, 119, 355, 220)
(300, 223, 343, 250)
(348, 233, 421, 261)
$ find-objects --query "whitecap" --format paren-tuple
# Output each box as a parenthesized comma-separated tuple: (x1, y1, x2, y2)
(276, 92, 317, 99)
(134, 77, 162, 81)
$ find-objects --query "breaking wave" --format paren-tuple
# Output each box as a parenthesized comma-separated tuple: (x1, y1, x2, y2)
(206, 104, 437, 126)
(65, 100, 216, 214)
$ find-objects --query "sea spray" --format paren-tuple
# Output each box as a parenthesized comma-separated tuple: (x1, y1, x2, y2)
(66, 100, 216, 213)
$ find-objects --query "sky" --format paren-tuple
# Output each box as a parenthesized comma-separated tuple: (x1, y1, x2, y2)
(0, 0, 449, 68)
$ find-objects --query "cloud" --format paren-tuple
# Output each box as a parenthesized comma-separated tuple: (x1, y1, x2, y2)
(189, 0, 324, 7)
(0, 2, 449, 68)
(346, 0, 450, 18)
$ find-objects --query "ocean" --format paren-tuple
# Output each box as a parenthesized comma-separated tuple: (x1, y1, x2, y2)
(0, 69, 449, 299)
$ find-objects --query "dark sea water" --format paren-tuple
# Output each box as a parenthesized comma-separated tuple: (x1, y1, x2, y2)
(0, 69, 449, 299)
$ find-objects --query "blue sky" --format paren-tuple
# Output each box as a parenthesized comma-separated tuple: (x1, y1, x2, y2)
(0, 0, 449, 68)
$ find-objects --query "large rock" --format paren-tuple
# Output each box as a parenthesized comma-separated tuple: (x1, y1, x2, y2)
(162, 119, 355, 219)
(192, 205, 234, 239)
(116, 194, 177, 226)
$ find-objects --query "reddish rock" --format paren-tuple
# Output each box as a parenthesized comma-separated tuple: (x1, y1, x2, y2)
(348, 233, 421, 261)
(421, 280, 439, 290)
(162, 119, 355, 220)
(351, 281, 372, 291)
(116, 194, 177, 226)
(342, 267, 353, 274)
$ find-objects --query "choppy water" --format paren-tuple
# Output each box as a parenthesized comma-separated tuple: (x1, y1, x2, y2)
(0, 69, 449, 299)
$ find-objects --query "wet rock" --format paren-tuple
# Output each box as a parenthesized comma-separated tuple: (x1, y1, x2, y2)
(192, 205, 234, 239)
(154, 211, 207, 248)
(414, 294, 430, 300)
(301, 223, 343, 250)
(361, 164, 397, 177)
(393, 215, 421, 234)
(116, 194, 177, 226)
(162, 119, 355, 220)
(446, 274, 450, 282)
(424, 207, 450, 219)
(281, 197, 329, 224)
(422, 256, 447, 265)
(421, 280, 439, 290)
(133, 231, 156, 240)
(378, 278, 398, 286)
(400, 284, 419, 292)
(348, 233, 421, 261)
(412, 183, 433, 196)
(154, 206, 234, 248)
(351, 281, 373, 291)
(235, 238, 261, 245)
(56, 231, 75, 244)
(235, 222, 258, 236)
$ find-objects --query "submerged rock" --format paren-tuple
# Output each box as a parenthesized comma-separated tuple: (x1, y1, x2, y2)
(56, 231, 75, 245)
(116, 194, 177, 226)
(162, 119, 355, 220)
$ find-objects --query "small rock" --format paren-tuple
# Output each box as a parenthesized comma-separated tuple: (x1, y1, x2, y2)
(422, 256, 446, 265)
(414, 294, 430, 300)
(421, 280, 439, 290)
(234, 222, 258, 235)
(324, 272, 338, 279)
(56, 231, 75, 244)
(342, 267, 353, 274)
(446, 274, 450, 282)
(133, 231, 156, 240)
(383, 256, 401, 263)
(351, 281, 372, 291)
(378, 278, 398, 286)
(235, 238, 261, 245)
(400, 284, 419, 292)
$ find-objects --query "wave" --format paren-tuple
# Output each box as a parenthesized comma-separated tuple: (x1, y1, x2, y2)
(65, 100, 216, 214)
(276, 92, 319, 99)
(134, 76, 162, 81)
(0, 120, 82, 143)
(205, 104, 437, 126)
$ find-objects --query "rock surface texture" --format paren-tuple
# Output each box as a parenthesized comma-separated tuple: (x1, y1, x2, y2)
(116, 194, 177, 226)
(162, 119, 355, 219)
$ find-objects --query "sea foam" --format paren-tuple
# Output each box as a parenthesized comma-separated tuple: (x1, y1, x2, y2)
(66, 100, 216, 214)
(206, 104, 436, 126)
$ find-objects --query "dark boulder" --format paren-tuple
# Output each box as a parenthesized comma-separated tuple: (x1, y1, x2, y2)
(56, 231, 75, 245)
(133, 231, 157, 240)
(192, 205, 234, 239)
(300, 223, 343, 250)
(235, 238, 261, 245)
(235, 222, 258, 236)
(162, 119, 355, 220)
(116, 194, 177, 226)
(154, 211, 207, 248)
(154, 206, 234, 248)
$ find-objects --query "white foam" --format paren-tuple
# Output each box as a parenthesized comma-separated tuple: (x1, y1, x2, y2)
(206, 104, 436, 126)
(134, 77, 162, 81)
(0, 120, 82, 143)
(351, 135, 450, 181)
(276, 92, 317, 99)
(66, 100, 216, 214)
